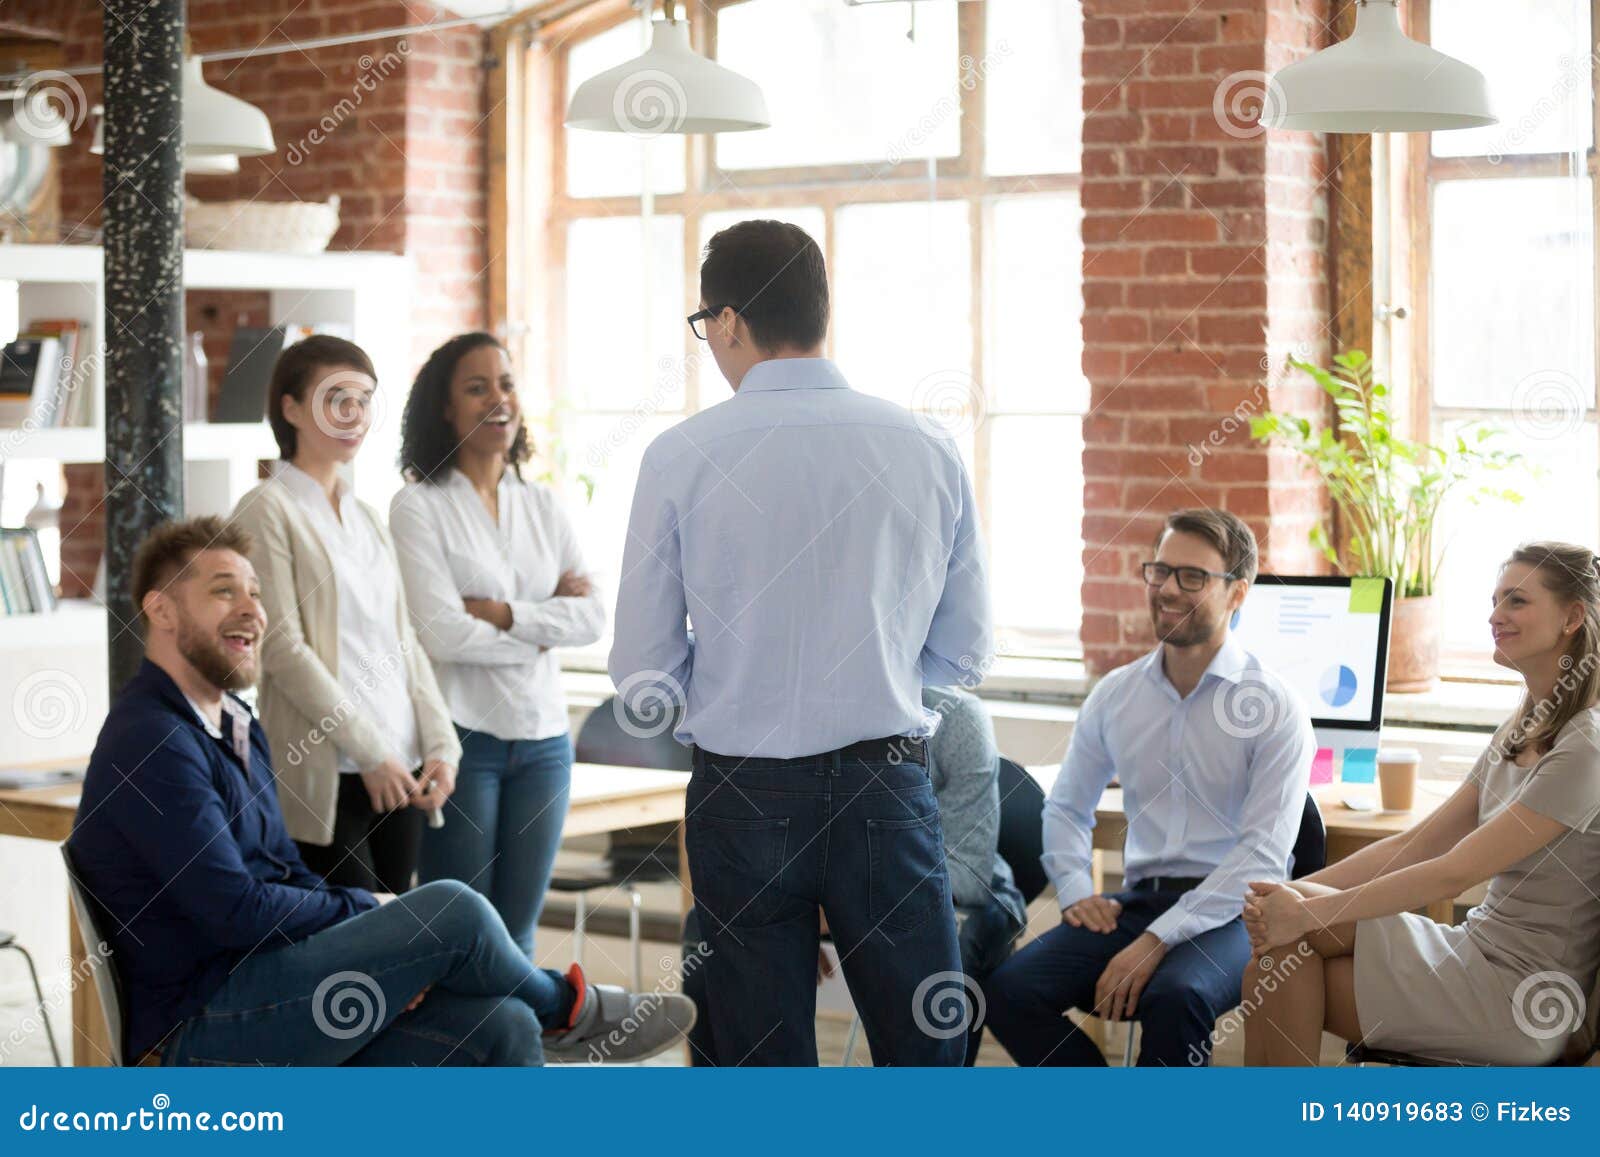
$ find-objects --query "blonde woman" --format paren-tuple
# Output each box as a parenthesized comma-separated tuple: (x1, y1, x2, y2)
(231, 336, 460, 893)
(1243, 541, 1600, 1065)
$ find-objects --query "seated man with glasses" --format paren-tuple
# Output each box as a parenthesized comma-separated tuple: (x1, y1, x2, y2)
(983, 508, 1313, 1066)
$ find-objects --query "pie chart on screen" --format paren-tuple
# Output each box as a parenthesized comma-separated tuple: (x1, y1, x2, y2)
(1320, 663, 1358, 708)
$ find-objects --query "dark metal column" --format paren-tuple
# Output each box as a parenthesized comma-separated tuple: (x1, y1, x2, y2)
(102, 0, 185, 694)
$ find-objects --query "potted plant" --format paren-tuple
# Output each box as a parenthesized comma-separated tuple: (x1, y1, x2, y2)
(1251, 350, 1524, 692)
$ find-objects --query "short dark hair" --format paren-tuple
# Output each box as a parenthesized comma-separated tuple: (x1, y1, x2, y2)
(131, 516, 254, 623)
(1156, 508, 1258, 584)
(399, 332, 531, 484)
(266, 335, 378, 459)
(700, 219, 829, 353)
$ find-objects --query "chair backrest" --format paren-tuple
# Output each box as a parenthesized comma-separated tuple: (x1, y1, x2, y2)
(1289, 792, 1327, 880)
(574, 695, 692, 771)
(59, 844, 127, 1066)
(996, 757, 1049, 905)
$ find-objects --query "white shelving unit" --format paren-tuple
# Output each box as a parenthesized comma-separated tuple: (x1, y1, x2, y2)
(0, 243, 414, 765)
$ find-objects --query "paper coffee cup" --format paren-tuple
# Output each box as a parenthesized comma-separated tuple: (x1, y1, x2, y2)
(1377, 747, 1420, 812)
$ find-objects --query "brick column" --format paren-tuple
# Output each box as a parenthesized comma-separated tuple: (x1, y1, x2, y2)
(1079, 0, 1332, 675)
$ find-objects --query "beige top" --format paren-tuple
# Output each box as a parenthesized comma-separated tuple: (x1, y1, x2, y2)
(229, 476, 460, 846)
(1463, 708, 1600, 986)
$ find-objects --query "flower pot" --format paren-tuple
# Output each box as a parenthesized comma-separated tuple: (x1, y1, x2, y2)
(1387, 594, 1440, 693)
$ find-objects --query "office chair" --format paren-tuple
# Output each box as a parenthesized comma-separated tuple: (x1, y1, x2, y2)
(549, 694, 690, 989)
(0, 928, 62, 1066)
(840, 755, 1048, 1065)
(60, 844, 127, 1066)
(1118, 791, 1327, 1066)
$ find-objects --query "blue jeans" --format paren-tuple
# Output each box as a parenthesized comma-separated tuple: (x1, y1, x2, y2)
(687, 749, 964, 1066)
(161, 880, 573, 1066)
(982, 887, 1251, 1067)
(420, 728, 573, 957)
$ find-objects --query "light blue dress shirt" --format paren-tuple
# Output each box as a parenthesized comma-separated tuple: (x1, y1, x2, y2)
(609, 357, 993, 759)
(1041, 634, 1314, 946)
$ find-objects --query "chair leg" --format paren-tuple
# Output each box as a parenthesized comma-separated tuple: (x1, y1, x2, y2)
(627, 887, 643, 991)
(4, 943, 62, 1067)
(842, 1014, 862, 1066)
(1122, 1022, 1137, 1067)
(573, 893, 587, 971)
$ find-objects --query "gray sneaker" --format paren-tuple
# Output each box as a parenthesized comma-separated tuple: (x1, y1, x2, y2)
(543, 963, 697, 1064)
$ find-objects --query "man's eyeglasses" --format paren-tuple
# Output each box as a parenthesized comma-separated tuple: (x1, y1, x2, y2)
(1140, 562, 1236, 592)
(687, 304, 742, 341)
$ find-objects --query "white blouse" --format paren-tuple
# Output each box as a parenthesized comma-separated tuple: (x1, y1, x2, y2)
(275, 462, 422, 774)
(388, 468, 606, 743)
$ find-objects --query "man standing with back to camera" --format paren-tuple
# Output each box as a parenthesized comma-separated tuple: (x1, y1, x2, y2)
(611, 219, 993, 1065)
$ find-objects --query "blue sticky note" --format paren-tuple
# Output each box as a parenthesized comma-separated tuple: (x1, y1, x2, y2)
(1342, 747, 1377, 784)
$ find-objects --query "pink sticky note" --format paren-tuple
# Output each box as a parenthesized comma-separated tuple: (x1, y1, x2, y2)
(1311, 747, 1334, 786)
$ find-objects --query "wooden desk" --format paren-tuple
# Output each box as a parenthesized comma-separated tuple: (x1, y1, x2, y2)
(0, 761, 690, 1066)
(1026, 765, 1460, 924)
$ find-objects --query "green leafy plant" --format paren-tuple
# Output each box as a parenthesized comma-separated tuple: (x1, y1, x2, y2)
(1250, 349, 1525, 598)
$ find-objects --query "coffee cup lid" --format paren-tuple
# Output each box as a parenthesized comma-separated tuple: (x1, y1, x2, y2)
(1378, 747, 1421, 763)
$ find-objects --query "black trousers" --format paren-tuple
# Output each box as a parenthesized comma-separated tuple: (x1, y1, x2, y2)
(296, 772, 424, 894)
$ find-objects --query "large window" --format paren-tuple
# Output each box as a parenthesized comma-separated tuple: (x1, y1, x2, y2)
(1418, 0, 1597, 662)
(542, 0, 1085, 660)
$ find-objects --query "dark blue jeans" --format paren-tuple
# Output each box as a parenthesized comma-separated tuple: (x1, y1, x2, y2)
(161, 880, 572, 1066)
(686, 749, 964, 1067)
(420, 728, 573, 957)
(982, 887, 1250, 1067)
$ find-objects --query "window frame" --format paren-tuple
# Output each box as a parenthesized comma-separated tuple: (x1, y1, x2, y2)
(527, 0, 1086, 660)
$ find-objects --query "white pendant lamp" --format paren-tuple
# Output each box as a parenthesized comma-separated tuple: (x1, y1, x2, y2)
(1263, 0, 1496, 133)
(90, 105, 242, 172)
(183, 56, 275, 157)
(565, 11, 768, 134)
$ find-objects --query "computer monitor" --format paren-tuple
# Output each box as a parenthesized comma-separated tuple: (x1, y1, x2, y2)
(1226, 575, 1394, 785)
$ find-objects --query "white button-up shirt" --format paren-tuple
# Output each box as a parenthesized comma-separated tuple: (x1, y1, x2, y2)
(1042, 634, 1314, 946)
(609, 356, 993, 758)
(275, 462, 421, 774)
(388, 468, 605, 742)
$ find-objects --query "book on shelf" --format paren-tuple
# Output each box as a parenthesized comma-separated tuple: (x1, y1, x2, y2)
(0, 528, 57, 616)
(29, 319, 93, 428)
(0, 335, 61, 428)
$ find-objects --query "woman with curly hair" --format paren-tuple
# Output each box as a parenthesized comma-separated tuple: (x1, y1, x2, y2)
(389, 332, 605, 957)
(1243, 541, 1600, 1065)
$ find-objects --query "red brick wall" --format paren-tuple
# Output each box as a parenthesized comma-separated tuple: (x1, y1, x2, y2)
(12, 0, 489, 593)
(1079, 0, 1332, 675)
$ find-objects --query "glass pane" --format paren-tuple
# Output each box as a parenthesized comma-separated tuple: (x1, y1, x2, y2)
(834, 200, 971, 410)
(694, 207, 828, 407)
(564, 215, 687, 411)
(988, 415, 1083, 641)
(1431, 178, 1594, 410)
(1432, 421, 1598, 654)
(715, 0, 960, 170)
(1431, 0, 1589, 159)
(989, 193, 1086, 412)
(565, 19, 687, 197)
(568, 413, 682, 637)
(985, 0, 1082, 175)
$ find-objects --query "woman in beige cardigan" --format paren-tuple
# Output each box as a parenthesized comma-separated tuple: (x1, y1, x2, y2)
(230, 335, 460, 893)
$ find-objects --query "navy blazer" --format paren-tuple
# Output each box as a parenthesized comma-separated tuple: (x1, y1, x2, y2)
(67, 659, 377, 1062)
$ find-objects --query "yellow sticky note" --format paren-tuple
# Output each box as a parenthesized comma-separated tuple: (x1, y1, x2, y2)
(1349, 577, 1384, 614)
